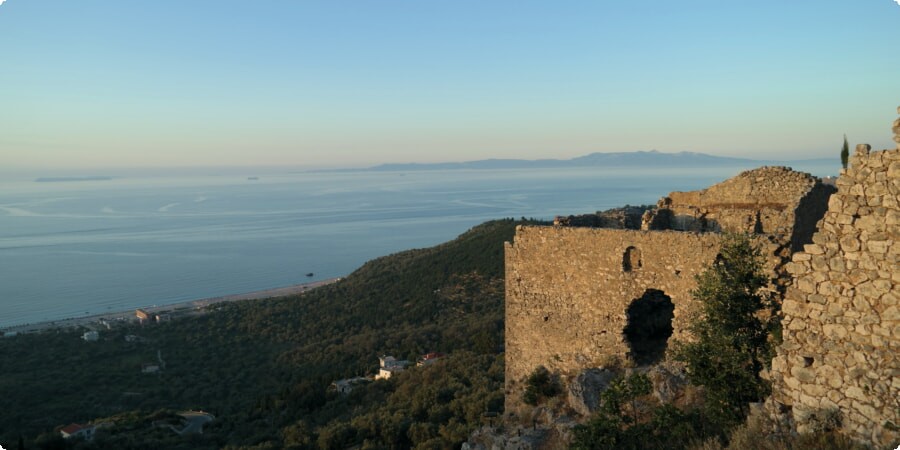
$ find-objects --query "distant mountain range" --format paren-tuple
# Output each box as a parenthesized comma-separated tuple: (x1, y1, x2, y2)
(364, 151, 830, 171)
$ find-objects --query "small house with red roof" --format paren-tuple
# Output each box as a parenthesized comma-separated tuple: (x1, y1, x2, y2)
(60, 423, 95, 440)
(417, 352, 445, 367)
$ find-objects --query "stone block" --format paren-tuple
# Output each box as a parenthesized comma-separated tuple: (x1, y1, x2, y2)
(835, 213, 854, 225)
(856, 281, 883, 299)
(817, 364, 843, 389)
(804, 244, 824, 254)
(811, 255, 829, 271)
(801, 382, 827, 397)
(808, 294, 827, 305)
(782, 299, 807, 317)
(785, 262, 807, 275)
(867, 240, 890, 254)
(845, 386, 866, 401)
(791, 366, 816, 383)
(840, 235, 862, 252)
(883, 306, 900, 322)
(823, 324, 848, 339)
(796, 277, 816, 294)
(792, 252, 812, 262)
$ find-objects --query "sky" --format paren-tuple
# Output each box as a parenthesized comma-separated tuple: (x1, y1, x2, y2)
(1, 1, 898, 170)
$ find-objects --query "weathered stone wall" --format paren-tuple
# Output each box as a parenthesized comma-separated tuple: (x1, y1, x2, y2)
(643, 166, 835, 251)
(769, 133, 900, 444)
(504, 227, 723, 408)
(504, 166, 831, 412)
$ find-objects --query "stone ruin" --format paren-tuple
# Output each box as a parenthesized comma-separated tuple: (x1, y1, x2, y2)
(642, 166, 835, 252)
(504, 107, 899, 447)
(505, 166, 833, 408)
(767, 110, 900, 447)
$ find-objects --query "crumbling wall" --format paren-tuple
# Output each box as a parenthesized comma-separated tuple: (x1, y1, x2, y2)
(503, 226, 790, 411)
(642, 166, 834, 251)
(769, 134, 900, 444)
(504, 166, 829, 412)
(504, 227, 722, 410)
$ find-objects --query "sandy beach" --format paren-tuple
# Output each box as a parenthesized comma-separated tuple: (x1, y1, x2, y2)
(1, 277, 341, 335)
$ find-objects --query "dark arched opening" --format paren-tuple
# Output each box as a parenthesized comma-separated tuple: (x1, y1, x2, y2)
(623, 289, 674, 366)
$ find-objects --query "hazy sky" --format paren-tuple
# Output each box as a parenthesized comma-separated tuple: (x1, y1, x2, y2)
(1, 1, 898, 170)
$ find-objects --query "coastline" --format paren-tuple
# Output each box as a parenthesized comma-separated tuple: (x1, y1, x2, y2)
(1, 277, 341, 335)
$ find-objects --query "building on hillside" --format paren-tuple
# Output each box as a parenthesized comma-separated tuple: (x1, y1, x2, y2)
(331, 376, 370, 394)
(60, 423, 95, 440)
(376, 355, 410, 380)
(82, 331, 99, 342)
(417, 352, 445, 366)
(142, 363, 161, 374)
(135, 309, 150, 323)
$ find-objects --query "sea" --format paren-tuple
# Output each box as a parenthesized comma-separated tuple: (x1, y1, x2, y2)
(0, 162, 838, 328)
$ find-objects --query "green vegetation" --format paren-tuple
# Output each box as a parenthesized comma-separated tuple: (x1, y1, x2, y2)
(0, 218, 541, 449)
(572, 373, 710, 450)
(522, 366, 561, 406)
(841, 134, 849, 169)
(673, 233, 773, 430)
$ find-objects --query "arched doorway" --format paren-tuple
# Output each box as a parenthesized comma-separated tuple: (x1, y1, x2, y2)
(623, 289, 674, 366)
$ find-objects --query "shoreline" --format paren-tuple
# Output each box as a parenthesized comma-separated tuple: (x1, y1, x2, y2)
(1, 277, 341, 335)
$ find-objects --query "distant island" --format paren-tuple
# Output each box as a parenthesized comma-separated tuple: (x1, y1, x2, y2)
(35, 176, 113, 183)
(317, 150, 831, 172)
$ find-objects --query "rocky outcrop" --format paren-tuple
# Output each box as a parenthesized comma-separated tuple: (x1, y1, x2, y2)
(566, 368, 616, 416)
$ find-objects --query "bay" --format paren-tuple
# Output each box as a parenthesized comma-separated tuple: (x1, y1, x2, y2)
(0, 162, 837, 328)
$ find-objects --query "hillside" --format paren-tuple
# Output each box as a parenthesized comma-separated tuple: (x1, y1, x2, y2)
(0, 218, 540, 449)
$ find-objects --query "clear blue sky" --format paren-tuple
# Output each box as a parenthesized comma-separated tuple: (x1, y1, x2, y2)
(1, 1, 898, 170)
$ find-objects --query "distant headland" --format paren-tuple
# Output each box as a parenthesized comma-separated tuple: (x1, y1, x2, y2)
(314, 150, 833, 173)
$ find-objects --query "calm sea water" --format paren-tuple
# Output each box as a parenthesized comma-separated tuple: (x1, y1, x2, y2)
(0, 163, 837, 328)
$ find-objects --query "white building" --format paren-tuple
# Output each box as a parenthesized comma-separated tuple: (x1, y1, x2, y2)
(375, 355, 410, 380)
(82, 331, 99, 342)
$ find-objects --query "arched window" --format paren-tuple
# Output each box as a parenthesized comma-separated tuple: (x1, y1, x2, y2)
(623, 246, 642, 272)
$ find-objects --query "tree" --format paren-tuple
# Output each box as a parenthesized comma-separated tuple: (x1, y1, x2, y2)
(674, 233, 772, 429)
(841, 134, 849, 169)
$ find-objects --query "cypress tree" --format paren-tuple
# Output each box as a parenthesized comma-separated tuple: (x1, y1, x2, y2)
(841, 134, 849, 169)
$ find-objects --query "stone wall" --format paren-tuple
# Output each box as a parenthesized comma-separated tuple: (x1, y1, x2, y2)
(642, 166, 835, 251)
(768, 129, 900, 444)
(504, 227, 722, 409)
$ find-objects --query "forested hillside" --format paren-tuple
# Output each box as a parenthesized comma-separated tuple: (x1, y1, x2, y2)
(0, 218, 540, 449)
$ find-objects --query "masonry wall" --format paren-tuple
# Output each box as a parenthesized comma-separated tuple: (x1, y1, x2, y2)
(769, 144, 900, 446)
(643, 166, 834, 251)
(504, 227, 723, 408)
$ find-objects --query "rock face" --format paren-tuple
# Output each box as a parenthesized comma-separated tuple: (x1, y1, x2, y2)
(768, 120, 900, 446)
(566, 368, 616, 416)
